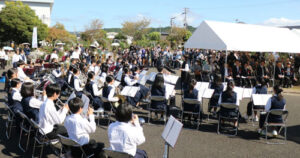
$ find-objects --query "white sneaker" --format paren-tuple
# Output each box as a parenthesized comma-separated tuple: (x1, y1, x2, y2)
(254, 116, 259, 122)
(272, 130, 278, 137)
(260, 129, 266, 136)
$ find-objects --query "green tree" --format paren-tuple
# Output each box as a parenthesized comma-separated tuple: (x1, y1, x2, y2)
(46, 22, 76, 45)
(80, 19, 106, 44)
(168, 27, 192, 48)
(121, 18, 151, 41)
(0, 1, 48, 45)
(147, 32, 161, 41)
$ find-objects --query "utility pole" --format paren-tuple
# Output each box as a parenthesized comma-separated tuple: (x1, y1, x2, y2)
(183, 8, 189, 29)
(170, 17, 176, 33)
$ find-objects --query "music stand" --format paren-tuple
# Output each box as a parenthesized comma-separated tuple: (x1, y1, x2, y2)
(161, 115, 183, 158)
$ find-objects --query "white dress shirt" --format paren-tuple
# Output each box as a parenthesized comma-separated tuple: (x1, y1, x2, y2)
(108, 121, 145, 156)
(12, 54, 20, 64)
(39, 99, 68, 134)
(88, 65, 100, 75)
(0, 51, 5, 59)
(74, 76, 83, 91)
(17, 67, 28, 81)
(124, 75, 137, 86)
(50, 53, 59, 60)
(92, 81, 102, 96)
(52, 69, 62, 78)
(12, 88, 22, 102)
(71, 51, 80, 59)
(107, 85, 119, 102)
(29, 97, 44, 109)
(68, 72, 73, 84)
(64, 114, 96, 145)
(19, 54, 27, 63)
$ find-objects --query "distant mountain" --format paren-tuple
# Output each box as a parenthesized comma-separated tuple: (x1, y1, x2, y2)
(103, 25, 196, 33)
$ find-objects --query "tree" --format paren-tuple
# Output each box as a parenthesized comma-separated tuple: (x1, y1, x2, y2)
(121, 18, 151, 41)
(0, 1, 48, 45)
(147, 32, 161, 41)
(168, 27, 192, 48)
(80, 19, 106, 44)
(46, 22, 76, 44)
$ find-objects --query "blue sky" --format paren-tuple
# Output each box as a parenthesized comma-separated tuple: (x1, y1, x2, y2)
(51, 0, 300, 31)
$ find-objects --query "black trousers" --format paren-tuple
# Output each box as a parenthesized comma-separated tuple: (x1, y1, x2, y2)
(70, 139, 105, 158)
(46, 124, 68, 139)
(134, 149, 148, 158)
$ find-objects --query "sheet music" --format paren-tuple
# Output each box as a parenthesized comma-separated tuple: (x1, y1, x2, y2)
(113, 81, 120, 87)
(164, 83, 175, 99)
(120, 86, 139, 97)
(252, 94, 272, 106)
(242, 88, 253, 98)
(161, 115, 183, 148)
(222, 82, 227, 92)
(138, 70, 148, 85)
(147, 72, 157, 82)
(116, 68, 123, 81)
(197, 88, 206, 102)
(202, 89, 215, 99)
(164, 74, 179, 85)
(195, 82, 210, 91)
(233, 87, 243, 101)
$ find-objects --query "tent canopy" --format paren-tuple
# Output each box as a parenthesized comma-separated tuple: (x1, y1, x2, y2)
(184, 20, 300, 53)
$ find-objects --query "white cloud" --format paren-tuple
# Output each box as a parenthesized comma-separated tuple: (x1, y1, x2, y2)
(263, 17, 300, 26)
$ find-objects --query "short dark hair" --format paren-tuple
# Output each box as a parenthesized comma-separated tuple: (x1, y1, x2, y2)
(106, 75, 114, 83)
(11, 78, 21, 87)
(21, 82, 34, 98)
(7, 68, 17, 79)
(157, 66, 164, 73)
(115, 104, 132, 122)
(17, 61, 25, 67)
(46, 83, 61, 97)
(68, 97, 83, 114)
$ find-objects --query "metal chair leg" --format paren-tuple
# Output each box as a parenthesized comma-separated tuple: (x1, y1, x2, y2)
(25, 127, 31, 151)
(32, 138, 37, 158)
(217, 116, 221, 134)
(18, 126, 25, 152)
(39, 144, 44, 158)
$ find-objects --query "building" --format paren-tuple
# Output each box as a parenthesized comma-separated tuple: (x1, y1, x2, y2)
(0, 0, 54, 26)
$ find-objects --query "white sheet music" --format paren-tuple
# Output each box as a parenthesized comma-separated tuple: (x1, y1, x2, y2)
(164, 83, 175, 99)
(233, 87, 243, 101)
(202, 88, 215, 99)
(222, 82, 227, 92)
(147, 72, 157, 82)
(161, 115, 183, 148)
(197, 88, 206, 102)
(137, 70, 148, 85)
(121, 86, 139, 97)
(116, 68, 123, 81)
(242, 88, 253, 98)
(164, 74, 179, 85)
(113, 81, 120, 87)
(252, 94, 272, 106)
(195, 82, 210, 91)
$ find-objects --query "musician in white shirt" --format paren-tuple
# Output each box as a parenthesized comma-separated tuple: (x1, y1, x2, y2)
(71, 47, 80, 59)
(12, 50, 21, 68)
(64, 97, 105, 157)
(108, 105, 147, 158)
(50, 49, 59, 61)
(16, 61, 31, 82)
(39, 83, 69, 139)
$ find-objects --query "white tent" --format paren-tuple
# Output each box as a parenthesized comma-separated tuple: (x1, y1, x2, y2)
(184, 20, 300, 53)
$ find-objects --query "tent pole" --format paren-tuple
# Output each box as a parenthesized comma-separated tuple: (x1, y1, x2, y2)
(272, 52, 276, 89)
(224, 50, 228, 82)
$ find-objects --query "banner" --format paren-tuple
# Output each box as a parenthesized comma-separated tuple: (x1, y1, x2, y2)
(32, 27, 38, 48)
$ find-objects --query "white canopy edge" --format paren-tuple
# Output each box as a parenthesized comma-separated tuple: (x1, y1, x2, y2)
(184, 20, 300, 54)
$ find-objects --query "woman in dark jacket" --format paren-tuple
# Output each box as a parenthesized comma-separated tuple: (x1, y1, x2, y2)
(258, 85, 286, 137)
(151, 73, 167, 119)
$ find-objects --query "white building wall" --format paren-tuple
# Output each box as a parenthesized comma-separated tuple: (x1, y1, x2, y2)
(0, 0, 53, 26)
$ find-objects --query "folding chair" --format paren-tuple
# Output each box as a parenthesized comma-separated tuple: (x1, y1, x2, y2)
(29, 119, 60, 158)
(100, 96, 115, 126)
(148, 95, 167, 124)
(103, 148, 132, 158)
(4, 102, 16, 139)
(58, 134, 94, 158)
(217, 103, 240, 136)
(264, 109, 288, 144)
(17, 111, 33, 152)
(181, 98, 202, 129)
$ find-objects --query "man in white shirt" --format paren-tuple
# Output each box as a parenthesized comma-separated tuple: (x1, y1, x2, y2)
(39, 83, 69, 139)
(16, 61, 31, 82)
(50, 49, 59, 61)
(0, 49, 6, 69)
(64, 97, 105, 158)
(108, 105, 147, 158)
(12, 51, 21, 68)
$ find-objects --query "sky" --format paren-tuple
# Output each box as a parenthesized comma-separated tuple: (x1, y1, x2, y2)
(50, 0, 300, 31)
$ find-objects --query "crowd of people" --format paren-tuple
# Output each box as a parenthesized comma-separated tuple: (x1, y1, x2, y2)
(3, 43, 297, 157)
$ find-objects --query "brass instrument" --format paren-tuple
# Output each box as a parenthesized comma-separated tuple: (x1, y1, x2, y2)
(115, 86, 126, 104)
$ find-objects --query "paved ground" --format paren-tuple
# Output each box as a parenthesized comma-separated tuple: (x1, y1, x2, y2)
(0, 68, 300, 158)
